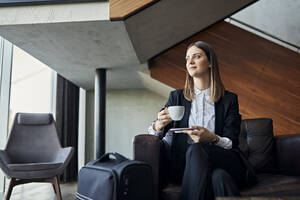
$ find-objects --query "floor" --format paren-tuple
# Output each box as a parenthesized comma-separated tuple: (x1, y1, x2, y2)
(3, 184, 299, 200)
(0, 182, 77, 200)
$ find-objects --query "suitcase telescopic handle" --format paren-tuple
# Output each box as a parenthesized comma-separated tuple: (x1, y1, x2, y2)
(98, 152, 128, 163)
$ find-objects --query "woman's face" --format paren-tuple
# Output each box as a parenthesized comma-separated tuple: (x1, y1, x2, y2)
(185, 46, 210, 78)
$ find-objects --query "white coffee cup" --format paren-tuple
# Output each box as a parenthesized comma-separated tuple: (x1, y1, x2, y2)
(168, 106, 185, 121)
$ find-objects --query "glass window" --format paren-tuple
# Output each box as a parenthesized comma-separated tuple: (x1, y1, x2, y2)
(0, 43, 56, 194)
(8, 46, 55, 129)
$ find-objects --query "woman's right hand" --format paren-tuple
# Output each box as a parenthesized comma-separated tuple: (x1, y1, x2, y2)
(154, 107, 172, 132)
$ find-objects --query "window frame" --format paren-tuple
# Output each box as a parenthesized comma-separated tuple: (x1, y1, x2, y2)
(0, 38, 13, 194)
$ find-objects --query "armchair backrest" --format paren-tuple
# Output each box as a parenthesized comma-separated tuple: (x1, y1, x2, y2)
(5, 113, 62, 164)
(239, 118, 277, 174)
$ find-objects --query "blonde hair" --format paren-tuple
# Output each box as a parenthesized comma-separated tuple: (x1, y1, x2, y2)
(184, 41, 225, 102)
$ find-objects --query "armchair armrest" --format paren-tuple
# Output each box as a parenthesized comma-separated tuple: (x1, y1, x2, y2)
(0, 150, 11, 175)
(275, 133, 300, 176)
(133, 134, 163, 200)
(55, 147, 74, 164)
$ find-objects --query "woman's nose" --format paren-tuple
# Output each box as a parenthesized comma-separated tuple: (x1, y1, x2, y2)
(188, 59, 195, 65)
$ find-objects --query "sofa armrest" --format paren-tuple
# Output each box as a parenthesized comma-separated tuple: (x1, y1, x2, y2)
(275, 133, 300, 176)
(133, 134, 163, 200)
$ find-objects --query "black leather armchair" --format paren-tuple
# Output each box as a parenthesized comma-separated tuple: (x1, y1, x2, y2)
(133, 118, 300, 200)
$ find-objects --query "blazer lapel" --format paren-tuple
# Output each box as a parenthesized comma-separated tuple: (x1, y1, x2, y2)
(214, 99, 224, 135)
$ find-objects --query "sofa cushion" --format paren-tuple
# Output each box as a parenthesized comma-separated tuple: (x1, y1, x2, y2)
(161, 183, 181, 200)
(161, 174, 300, 200)
(241, 173, 300, 196)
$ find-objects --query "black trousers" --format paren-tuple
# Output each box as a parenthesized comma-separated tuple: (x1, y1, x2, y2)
(177, 142, 247, 200)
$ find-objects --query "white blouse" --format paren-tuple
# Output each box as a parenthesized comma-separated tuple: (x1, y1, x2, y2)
(189, 87, 215, 134)
(148, 87, 232, 149)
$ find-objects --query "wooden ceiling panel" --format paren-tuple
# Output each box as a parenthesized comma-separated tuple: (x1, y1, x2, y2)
(150, 21, 300, 135)
(110, 0, 158, 21)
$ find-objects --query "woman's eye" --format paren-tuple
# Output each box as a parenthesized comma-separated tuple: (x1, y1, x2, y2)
(185, 55, 200, 61)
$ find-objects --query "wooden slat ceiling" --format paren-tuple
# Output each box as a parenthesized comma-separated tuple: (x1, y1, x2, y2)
(150, 21, 300, 136)
(110, 0, 158, 21)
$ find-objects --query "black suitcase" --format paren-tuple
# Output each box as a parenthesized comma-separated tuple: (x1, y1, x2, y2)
(75, 152, 153, 200)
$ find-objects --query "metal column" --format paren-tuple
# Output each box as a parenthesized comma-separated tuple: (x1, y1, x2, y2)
(95, 68, 106, 159)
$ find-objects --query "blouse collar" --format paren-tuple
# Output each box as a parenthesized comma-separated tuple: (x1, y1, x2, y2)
(194, 87, 210, 96)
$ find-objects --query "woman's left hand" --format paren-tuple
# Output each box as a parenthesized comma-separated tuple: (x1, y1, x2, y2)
(183, 126, 219, 143)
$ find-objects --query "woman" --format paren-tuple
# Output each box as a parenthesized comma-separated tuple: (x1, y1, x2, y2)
(148, 41, 256, 200)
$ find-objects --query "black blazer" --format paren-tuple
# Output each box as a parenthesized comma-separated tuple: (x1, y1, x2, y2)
(160, 89, 257, 186)
(161, 89, 241, 149)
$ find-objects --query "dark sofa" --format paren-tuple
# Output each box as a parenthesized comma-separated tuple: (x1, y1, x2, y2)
(133, 118, 300, 200)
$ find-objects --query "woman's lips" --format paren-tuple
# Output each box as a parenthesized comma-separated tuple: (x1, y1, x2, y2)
(189, 66, 197, 70)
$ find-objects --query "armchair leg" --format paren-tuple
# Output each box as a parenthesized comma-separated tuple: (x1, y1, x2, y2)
(6, 178, 16, 200)
(53, 176, 62, 200)
(52, 183, 57, 194)
(4, 177, 62, 200)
